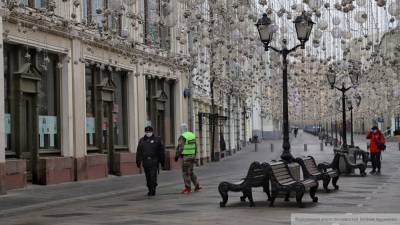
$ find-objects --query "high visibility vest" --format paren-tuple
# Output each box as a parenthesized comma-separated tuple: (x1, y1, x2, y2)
(182, 132, 196, 155)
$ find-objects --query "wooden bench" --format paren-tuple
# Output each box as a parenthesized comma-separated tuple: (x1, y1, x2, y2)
(295, 156, 339, 192)
(319, 150, 366, 176)
(218, 161, 270, 207)
(266, 161, 318, 208)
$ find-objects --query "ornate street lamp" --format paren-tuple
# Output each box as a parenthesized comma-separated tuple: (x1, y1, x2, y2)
(326, 61, 359, 150)
(256, 11, 314, 162)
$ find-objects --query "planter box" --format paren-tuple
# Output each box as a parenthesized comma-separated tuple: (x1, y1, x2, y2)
(38, 157, 75, 185)
(5, 159, 26, 191)
(75, 154, 108, 181)
(0, 163, 6, 194)
(113, 152, 141, 176)
(164, 150, 180, 170)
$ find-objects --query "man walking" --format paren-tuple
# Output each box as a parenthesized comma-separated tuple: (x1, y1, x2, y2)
(366, 126, 385, 175)
(136, 126, 165, 196)
(175, 127, 201, 194)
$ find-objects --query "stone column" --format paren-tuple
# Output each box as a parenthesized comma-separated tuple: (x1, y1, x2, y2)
(174, 72, 185, 144)
(72, 39, 88, 180)
(60, 54, 74, 157)
(127, 72, 139, 152)
(0, 16, 6, 194)
(136, 71, 147, 139)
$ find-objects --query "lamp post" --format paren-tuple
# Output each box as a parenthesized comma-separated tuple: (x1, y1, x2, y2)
(348, 95, 361, 147)
(256, 12, 314, 162)
(326, 62, 360, 150)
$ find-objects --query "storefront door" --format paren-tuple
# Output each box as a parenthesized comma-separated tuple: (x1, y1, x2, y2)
(101, 101, 114, 174)
(19, 94, 38, 181)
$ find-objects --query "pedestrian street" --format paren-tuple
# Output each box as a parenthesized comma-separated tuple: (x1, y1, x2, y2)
(1, 131, 400, 225)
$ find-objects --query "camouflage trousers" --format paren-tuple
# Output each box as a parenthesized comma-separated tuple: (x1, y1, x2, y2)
(182, 157, 198, 189)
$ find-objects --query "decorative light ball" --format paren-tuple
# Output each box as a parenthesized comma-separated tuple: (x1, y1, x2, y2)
(376, 0, 387, 7)
(342, 31, 353, 40)
(258, 0, 267, 6)
(308, 0, 323, 9)
(356, 0, 367, 7)
(295, 3, 304, 12)
(314, 29, 323, 39)
(318, 20, 328, 30)
(388, 1, 400, 16)
(312, 39, 320, 48)
(232, 29, 241, 41)
(271, 24, 279, 33)
(332, 16, 341, 25)
(355, 11, 368, 24)
(331, 27, 342, 38)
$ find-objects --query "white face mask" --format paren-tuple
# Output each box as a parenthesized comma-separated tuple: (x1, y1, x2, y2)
(145, 132, 153, 137)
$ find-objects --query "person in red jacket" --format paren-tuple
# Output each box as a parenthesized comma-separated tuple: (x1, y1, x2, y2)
(366, 126, 385, 175)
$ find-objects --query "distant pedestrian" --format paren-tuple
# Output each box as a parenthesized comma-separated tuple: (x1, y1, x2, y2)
(366, 126, 385, 175)
(136, 126, 165, 196)
(175, 125, 201, 194)
(294, 128, 298, 138)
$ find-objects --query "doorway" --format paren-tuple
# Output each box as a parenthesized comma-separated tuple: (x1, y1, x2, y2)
(18, 94, 37, 181)
(101, 101, 114, 174)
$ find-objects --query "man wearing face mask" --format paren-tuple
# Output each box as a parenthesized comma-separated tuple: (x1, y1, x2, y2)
(366, 126, 385, 175)
(136, 126, 165, 196)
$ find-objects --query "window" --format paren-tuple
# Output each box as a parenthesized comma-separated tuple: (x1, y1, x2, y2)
(83, 0, 122, 35)
(36, 51, 60, 151)
(112, 71, 127, 146)
(82, 0, 105, 29)
(85, 66, 97, 147)
(85, 66, 127, 148)
(144, 0, 171, 50)
(21, 0, 46, 8)
(4, 46, 13, 155)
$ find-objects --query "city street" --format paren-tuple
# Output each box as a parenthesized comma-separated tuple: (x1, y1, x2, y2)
(1, 131, 400, 225)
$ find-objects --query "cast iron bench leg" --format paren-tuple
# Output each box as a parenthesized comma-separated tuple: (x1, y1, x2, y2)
(269, 190, 278, 207)
(310, 185, 318, 203)
(332, 176, 339, 190)
(295, 191, 304, 208)
(218, 182, 229, 207)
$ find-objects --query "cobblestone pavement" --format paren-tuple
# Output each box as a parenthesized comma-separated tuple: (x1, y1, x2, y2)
(1, 131, 400, 225)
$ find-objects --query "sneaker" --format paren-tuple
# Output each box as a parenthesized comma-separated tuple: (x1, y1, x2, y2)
(181, 187, 192, 194)
(369, 170, 376, 175)
(194, 185, 202, 192)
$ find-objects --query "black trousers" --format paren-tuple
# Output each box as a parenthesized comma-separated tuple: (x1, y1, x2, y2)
(144, 166, 158, 191)
(370, 152, 381, 171)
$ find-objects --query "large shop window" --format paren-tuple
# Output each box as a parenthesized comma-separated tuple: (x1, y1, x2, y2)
(112, 71, 127, 147)
(4, 46, 12, 155)
(144, 0, 171, 50)
(3, 44, 60, 156)
(37, 53, 60, 152)
(85, 67, 97, 148)
(145, 78, 175, 145)
(85, 66, 128, 150)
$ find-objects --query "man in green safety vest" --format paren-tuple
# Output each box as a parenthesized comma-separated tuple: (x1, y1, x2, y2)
(175, 126, 201, 194)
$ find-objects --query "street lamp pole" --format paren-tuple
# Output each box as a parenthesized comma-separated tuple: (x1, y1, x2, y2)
(350, 104, 354, 147)
(256, 12, 314, 162)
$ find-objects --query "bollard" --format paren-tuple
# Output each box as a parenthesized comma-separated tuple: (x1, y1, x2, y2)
(271, 143, 274, 152)
(320, 142, 324, 151)
(304, 144, 307, 152)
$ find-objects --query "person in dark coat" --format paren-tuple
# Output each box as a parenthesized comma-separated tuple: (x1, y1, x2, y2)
(136, 126, 165, 196)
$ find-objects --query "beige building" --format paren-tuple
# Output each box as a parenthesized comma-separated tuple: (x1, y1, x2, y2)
(0, 0, 192, 193)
